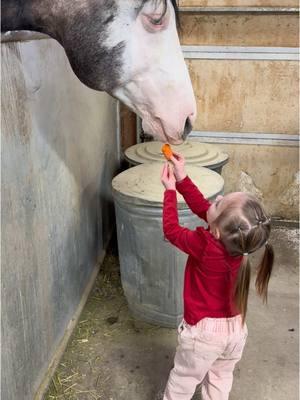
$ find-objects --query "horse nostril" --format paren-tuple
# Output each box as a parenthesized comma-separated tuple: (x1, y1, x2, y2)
(182, 117, 192, 140)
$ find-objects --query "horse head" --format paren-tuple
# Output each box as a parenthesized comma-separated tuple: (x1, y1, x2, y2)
(2, 0, 197, 143)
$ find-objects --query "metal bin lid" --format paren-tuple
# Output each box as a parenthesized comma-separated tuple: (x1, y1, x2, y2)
(124, 140, 228, 169)
(112, 163, 224, 208)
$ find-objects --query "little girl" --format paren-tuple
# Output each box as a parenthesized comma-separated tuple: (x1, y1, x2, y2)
(160, 153, 274, 400)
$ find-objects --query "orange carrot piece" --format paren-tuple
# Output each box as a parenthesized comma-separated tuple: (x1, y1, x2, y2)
(161, 144, 173, 160)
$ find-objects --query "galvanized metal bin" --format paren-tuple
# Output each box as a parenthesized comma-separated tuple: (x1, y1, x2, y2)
(112, 163, 224, 327)
(124, 140, 229, 174)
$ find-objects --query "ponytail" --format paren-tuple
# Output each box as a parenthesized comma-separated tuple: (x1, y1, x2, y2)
(255, 242, 274, 302)
(234, 243, 274, 324)
(234, 255, 251, 324)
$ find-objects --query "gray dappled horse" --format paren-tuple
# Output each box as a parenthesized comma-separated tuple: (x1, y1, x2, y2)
(1, 0, 197, 143)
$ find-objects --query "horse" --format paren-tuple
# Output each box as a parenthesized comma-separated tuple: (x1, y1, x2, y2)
(1, 0, 197, 144)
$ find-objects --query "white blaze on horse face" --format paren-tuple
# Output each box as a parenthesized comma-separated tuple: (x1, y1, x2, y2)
(110, 0, 197, 143)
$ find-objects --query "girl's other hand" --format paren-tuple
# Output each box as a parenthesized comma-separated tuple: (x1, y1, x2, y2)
(169, 152, 187, 182)
(161, 162, 176, 190)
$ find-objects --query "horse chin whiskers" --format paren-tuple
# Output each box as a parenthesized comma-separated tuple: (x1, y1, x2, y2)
(143, 116, 184, 144)
(154, 117, 184, 144)
(168, 138, 184, 145)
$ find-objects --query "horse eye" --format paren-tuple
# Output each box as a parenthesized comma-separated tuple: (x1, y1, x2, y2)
(141, 11, 169, 33)
(150, 16, 164, 25)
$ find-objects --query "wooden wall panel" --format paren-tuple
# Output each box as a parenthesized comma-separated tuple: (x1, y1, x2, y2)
(179, 2, 299, 219)
(120, 103, 137, 152)
(179, 0, 299, 7)
(180, 13, 299, 47)
(186, 59, 299, 134)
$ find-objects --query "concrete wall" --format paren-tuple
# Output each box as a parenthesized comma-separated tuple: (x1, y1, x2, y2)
(179, 5, 299, 219)
(1, 38, 119, 399)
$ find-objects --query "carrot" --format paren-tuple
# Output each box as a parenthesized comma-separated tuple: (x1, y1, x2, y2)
(161, 144, 173, 160)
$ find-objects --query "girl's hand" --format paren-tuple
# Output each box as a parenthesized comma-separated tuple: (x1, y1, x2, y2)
(161, 162, 176, 190)
(169, 152, 187, 182)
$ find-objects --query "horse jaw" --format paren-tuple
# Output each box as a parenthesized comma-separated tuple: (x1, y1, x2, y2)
(111, 0, 197, 143)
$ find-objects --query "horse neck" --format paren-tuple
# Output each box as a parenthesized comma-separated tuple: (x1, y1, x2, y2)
(1, 0, 62, 39)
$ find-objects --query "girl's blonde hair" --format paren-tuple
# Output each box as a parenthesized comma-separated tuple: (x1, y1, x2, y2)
(213, 194, 274, 323)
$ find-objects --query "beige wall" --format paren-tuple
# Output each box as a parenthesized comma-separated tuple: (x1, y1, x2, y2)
(186, 59, 299, 134)
(216, 144, 298, 219)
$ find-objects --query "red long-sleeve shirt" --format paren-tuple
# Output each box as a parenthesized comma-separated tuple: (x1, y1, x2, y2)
(163, 176, 242, 325)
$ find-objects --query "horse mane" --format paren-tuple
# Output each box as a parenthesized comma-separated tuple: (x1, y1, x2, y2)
(170, 0, 180, 29)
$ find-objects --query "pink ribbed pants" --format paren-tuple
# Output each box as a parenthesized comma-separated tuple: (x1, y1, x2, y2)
(163, 315, 247, 400)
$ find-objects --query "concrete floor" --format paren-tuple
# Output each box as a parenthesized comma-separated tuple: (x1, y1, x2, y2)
(44, 224, 299, 400)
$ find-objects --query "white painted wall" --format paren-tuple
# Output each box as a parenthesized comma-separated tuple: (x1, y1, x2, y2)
(1, 38, 120, 399)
